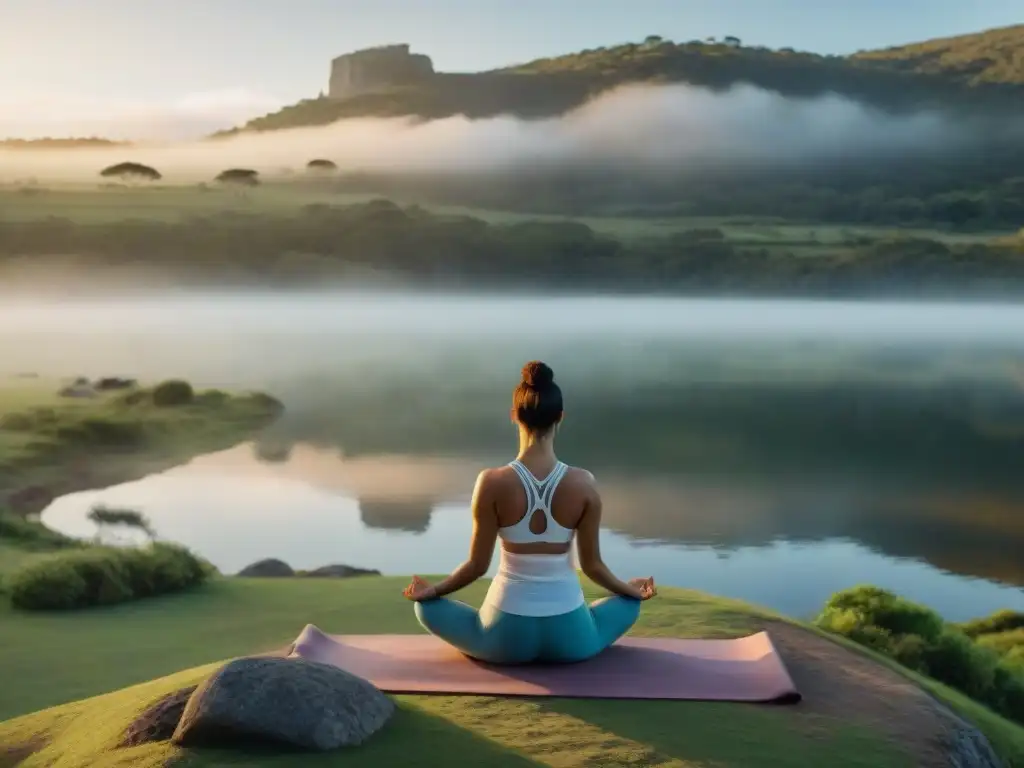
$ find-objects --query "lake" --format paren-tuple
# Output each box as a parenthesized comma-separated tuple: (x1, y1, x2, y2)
(5, 291, 1024, 621)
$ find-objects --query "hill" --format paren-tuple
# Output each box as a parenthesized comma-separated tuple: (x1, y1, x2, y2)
(851, 23, 1024, 87)
(225, 25, 1024, 135)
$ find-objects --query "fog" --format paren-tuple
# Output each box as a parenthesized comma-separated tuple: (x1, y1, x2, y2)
(0, 82, 999, 183)
(3, 292, 1024, 394)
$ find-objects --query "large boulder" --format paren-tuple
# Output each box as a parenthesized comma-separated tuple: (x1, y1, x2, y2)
(171, 657, 394, 751)
(236, 558, 294, 577)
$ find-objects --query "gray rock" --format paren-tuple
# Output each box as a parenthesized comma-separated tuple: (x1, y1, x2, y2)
(942, 715, 1005, 768)
(299, 564, 381, 579)
(171, 656, 394, 751)
(236, 558, 294, 577)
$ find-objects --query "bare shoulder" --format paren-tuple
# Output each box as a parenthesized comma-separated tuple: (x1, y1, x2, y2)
(563, 465, 598, 490)
(475, 465, 514, 491)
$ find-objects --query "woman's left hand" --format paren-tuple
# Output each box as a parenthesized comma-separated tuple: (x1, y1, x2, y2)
(402, 575, 438, 602)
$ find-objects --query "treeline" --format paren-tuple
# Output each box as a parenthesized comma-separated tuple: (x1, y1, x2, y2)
(326, 161, 1024, 229)
(2, 200, 1022, 297)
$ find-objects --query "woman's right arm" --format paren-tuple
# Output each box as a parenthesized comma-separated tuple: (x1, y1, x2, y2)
(576, 477, 645, 600)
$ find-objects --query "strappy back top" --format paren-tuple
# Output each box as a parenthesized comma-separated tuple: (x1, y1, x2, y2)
(498, 459, 575, 544)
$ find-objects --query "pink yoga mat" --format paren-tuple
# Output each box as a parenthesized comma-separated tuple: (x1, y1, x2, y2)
(287, 625, 801, 703)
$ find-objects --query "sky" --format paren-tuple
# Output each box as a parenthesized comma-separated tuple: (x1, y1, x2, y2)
(0, 0, 1019, 141)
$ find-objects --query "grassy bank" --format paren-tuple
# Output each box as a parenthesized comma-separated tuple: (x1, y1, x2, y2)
(0, 378, 282, 520)
(0, 576, 1022, 767)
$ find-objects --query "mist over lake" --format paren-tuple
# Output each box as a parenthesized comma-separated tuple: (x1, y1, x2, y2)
(5, 290, 1024, 621)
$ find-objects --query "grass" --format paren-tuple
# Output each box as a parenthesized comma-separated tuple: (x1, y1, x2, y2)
(0, 378, 281, 502)
(0, 183, 1010, 247)
(0, 578, 914, 768)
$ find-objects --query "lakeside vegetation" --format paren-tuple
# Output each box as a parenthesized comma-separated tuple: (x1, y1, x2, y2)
(1, 195, 1022, 297)
(0, 378, 282, 523)
(817, 586, 1024, 724)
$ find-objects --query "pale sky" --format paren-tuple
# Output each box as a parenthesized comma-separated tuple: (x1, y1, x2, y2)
(0, 0, 1019, 141)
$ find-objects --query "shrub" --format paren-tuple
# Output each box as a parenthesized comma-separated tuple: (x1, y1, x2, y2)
(7, 543, 215, 610)
(959, 610, 1024, 638)
(152, 379, 194, 407)
(818, 585, 945, 642)
(816, 585, 1024, 726)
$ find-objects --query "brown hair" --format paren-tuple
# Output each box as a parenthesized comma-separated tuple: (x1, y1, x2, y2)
(512, 361, 563, 434)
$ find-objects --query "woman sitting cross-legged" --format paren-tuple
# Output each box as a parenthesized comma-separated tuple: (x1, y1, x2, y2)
(402, 360, 657, 665)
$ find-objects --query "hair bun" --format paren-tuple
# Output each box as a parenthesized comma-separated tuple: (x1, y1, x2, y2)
(521, 361, 554, 389)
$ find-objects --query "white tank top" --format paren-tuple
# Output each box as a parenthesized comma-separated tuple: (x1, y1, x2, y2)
(482, 459, 585, 617)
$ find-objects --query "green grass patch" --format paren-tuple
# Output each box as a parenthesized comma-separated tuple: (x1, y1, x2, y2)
(0, 378, 282, 499)
(0, 579, 914, 768)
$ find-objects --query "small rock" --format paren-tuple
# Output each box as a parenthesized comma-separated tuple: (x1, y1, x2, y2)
(236, 558, 294, 577)
(299, 564, 382, 579)
(119, 686, 197, 747)
(171, 657, 394, 751)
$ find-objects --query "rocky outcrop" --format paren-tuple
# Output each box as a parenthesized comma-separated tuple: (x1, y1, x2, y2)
(328, 44, 434, 99)
(171, 657, 394, 751)
(235, 559, 380, 578)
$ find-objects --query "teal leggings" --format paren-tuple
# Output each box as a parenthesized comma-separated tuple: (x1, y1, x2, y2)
(414, 595, 641, 664)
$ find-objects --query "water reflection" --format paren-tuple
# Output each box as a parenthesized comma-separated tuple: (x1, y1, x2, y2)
(40, 442, 1024, 622)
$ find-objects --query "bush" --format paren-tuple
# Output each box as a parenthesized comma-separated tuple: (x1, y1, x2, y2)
(959, 610, 1024, 638)
(816, 585, 1024, 726)
(7, 543, 215, 610)
(152, 379, 194, 407)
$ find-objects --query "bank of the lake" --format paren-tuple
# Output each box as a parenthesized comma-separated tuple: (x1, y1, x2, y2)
(0, 577, 1022, 768)
(0, 378, 282, 516)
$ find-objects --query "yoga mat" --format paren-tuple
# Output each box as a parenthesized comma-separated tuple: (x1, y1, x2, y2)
(288, 624, 801, 703)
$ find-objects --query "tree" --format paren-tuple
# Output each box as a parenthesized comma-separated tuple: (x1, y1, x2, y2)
(643, 35, 663, 47)
(214, 168, 260, 186)
(306, 158, 338, 173)
(99, 161, 162, 182)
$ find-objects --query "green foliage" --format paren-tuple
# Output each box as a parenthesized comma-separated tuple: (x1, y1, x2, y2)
(151, 379, 194, 406)
(851, 24, 1024, 87)
(6, 543, 214, 611)
(99, 162, 162, 181)
(960, 611, 1024, 638)
(817, 586, 1024, 724)
(1, 200, 1023, 296)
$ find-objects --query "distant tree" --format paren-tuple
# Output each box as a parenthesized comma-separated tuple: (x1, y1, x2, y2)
(214, 168, 260, 186)
(99, 161, 161, 182)
(643, 35, 663, 46)
(724, 36, 742, 47)
(306, 158, 338, 173)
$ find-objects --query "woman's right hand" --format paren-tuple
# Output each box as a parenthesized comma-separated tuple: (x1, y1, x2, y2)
(627, 576, 657, 600)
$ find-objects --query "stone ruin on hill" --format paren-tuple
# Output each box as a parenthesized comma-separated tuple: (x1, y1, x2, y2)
(327, 44, 434, 98)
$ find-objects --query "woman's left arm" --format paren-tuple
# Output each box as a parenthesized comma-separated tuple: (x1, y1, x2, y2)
(427, 470, 499, 599)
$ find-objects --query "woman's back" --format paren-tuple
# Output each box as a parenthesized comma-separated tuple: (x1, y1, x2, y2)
(491, 459, 592, 556)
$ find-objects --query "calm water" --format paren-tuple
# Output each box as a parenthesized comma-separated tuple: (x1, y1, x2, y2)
(4, 291, 1024, 621)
